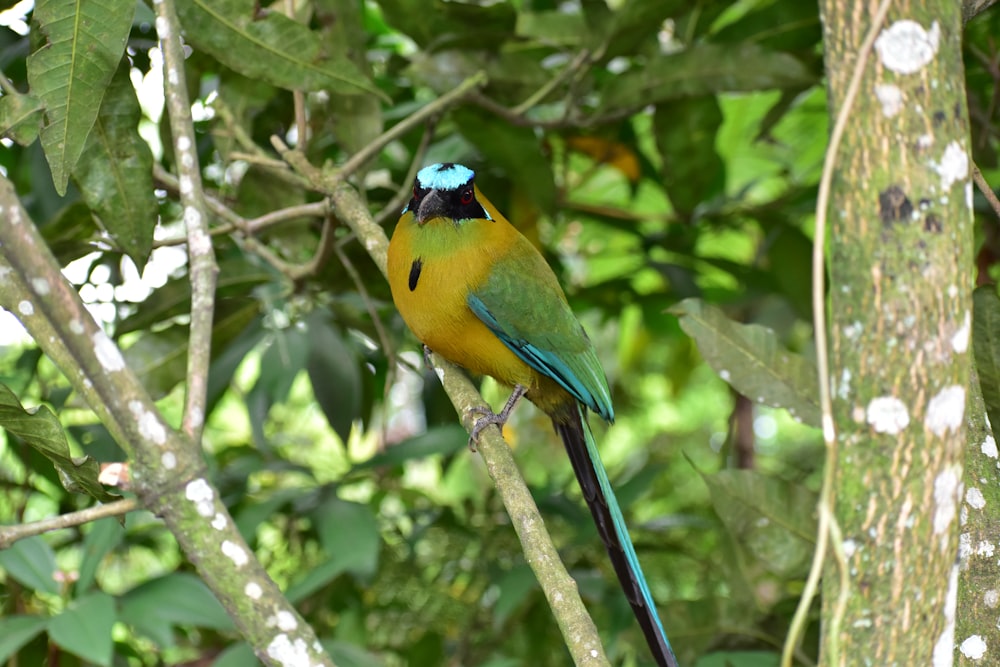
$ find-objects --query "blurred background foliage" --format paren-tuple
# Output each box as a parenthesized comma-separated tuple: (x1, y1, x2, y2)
(0, 0, 998, 665)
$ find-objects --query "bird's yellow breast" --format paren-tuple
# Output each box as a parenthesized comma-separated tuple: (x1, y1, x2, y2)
(387, 211, 541, 390)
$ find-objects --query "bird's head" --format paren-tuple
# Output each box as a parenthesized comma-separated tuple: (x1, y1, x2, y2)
(406, 163, 493, 226)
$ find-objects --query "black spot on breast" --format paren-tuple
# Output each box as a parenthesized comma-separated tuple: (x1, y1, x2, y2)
(409, 258, 423, 291)
(878, 185, 913, 226)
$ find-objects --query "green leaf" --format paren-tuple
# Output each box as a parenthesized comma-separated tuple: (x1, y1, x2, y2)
(0, 90, 43, 145)
(353, 425, 469, 469)
(175, 0, 387, 99)
(712, 0, 821, 52)
(516, 11, 587, 46)
(247, 325, 309, 445)
(71, 61, 156, 270)
(116, 259, 271, 337)
(123, 297, 262, 399)
(0, 536, 58, 595)
(974, 286, 1000, 431)
(26, 0, 136, 194)
(0, 616, 49, 663)
(314, 497, 381, 578)
(48, 591, 116, 666)
(452, 109, 557, 213)
(695, 651, 780, 667)
(702, 469, 815, 577)
(600, 43, 816, 113)
(306, 312, 362, 443)
(77, 516, 124, 592)
(653, 96, 726, 218)
(595, 0, 689, 58)
(670, 298, 820, 426)
(120, 572, 233, 647)
(0, 383, 118, 502)
(323, 639, 386, 667)
(492, 564, 537, 625)
(378, 0, 515, 50)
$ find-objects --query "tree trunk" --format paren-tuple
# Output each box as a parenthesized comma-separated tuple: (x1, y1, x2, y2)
(818, 0, 972, 663)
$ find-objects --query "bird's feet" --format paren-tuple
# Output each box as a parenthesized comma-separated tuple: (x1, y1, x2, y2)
(422, 344, 434, 369)
(465, 384, 529, 451)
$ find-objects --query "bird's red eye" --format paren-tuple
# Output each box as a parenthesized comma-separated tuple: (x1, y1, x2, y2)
(460, 188, 474, 205)
(412, 185, 421, 200)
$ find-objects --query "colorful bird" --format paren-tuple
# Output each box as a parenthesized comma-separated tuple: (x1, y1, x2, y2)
(387, 162, 677, 667)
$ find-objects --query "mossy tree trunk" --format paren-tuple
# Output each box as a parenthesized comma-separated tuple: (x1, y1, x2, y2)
(818, 0, 973, 663)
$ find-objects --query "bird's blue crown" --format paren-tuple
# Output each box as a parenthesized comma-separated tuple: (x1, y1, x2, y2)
(416, 163, 475, 191)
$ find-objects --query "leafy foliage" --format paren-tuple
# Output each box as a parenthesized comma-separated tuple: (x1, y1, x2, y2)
(0, 0, 998, 666)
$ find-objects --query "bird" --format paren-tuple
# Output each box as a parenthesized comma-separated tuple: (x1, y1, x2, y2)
(387, 162, 678, 667)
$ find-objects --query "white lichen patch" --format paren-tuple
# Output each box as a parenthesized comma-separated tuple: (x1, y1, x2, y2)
(967, 181, 974, 210)
(925, 385, 966, 437)
(933, 466, 963, 534)
(866, 396, 910, 434)
(271, 611, 298, 632)
(267, 634, 319, 667)
(951, 311, 971, 354)
(211, 513, 227, 530)
(185, 478, 215, 517)
(719, 369, 731, 382)
(221, 540, 249, 567)
(875, 20, 940, 75)
(838, 368, 852, 399)
(70, 319, 85, 335)
(976, 540, 995, 557)
(93, 331, 125, 372)
(843, 321, 863, 341)
(959, 532, 972, 560)
(932, 141, 969, 191)
(129, 400, 167, 445)
(245, 581, 263, 600)
(154, 15, 169, 39)
(874, 83, 904, 117)
(932, 564, 959, 667)
(30, 278, 50, 295)
(982, 435, 998, 459)
(842, 538, 858, 558)
(960, 634, 987, 660)
(984, 589, 999, 608)
(966, 487, 986, 510)
(161, 451, 176, 470)
(17, 301, 33, 316)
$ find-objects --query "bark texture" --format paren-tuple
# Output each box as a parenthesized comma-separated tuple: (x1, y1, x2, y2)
(818, 0, 973, 664)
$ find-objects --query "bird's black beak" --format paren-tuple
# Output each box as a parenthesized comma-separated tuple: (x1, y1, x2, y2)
(416, 189, 448, 225)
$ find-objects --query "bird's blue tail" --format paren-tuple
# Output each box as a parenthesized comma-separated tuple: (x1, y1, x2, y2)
(554, 405, 678, 667)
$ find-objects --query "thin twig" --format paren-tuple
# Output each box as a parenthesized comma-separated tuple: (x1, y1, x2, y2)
(0, 498, 139, 549)
(336, 71, 488, 181)
(973, 164, 1000, 221)
(511, 49, 591, 115)
(782, 1, 893, 665)
(374, 122, 435, 226)
(154, 0, 219, 444)
(153, 164, 330, 246)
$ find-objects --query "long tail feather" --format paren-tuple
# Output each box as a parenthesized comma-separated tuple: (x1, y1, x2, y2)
(554, 406, 678, 667)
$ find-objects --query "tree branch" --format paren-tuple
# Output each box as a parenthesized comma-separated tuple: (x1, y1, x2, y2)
(0, 498, 139, 549)
(154, 0, 218, 445)
(0, 175, 334, 667)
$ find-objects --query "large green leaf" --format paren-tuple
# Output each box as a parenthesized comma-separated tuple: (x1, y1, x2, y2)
(123, 297, 261, 399)
(702, 469, 816, 577)
(0, 384, 118, 502)
(119, 572, 233, 647)
(26, 0, 136, 194)
(973, 286, 1000, 431)
(0, 536, 59, 595)
(314, 497, 381, 579)
(0, 90, 43, 145)
(175, 0, 386, 98)
(653, 96, 726, 218)
(452, 109, 557, 214)
(71, 62, 156, 270)
(76, 516, 124, 592)
(353, 425, 468, 469)
(48, 591, 116, 666)
(599, 43, 816, 113)
(306, 311, 362, 443)
(0, 616, 49, 663)
(670, 298, 820, 426)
